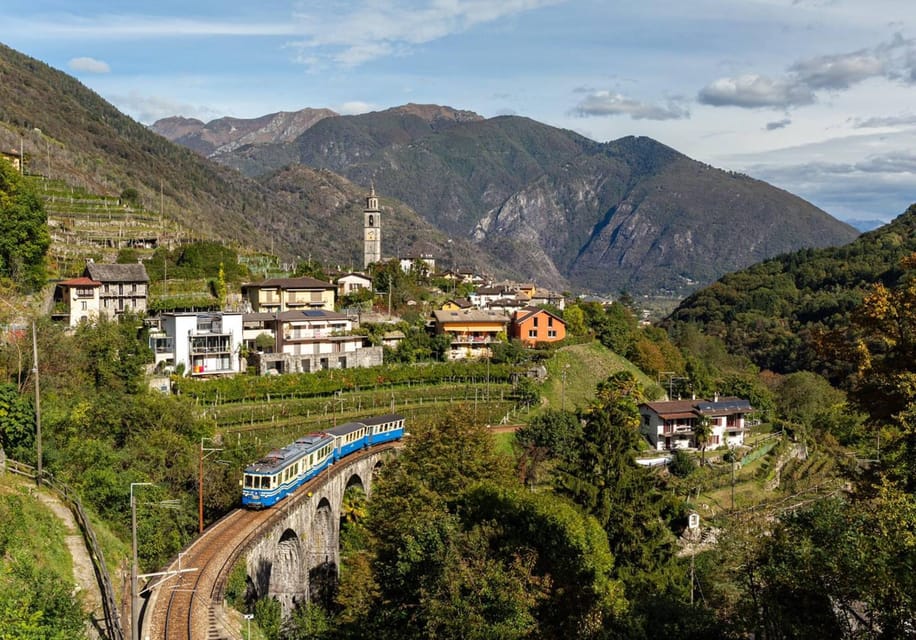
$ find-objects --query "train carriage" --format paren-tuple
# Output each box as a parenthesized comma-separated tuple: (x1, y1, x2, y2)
(241, 433, 334, 508)
(241, 413, 405, 509)
(363, 413, 406, 445)
(326, 421, 369, 461)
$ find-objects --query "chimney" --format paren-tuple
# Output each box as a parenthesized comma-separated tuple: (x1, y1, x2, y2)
(713, 392, 718, 402)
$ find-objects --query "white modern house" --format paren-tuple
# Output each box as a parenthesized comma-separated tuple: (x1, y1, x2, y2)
(149, 312, 243, 376)
(638, 396, 752, 451)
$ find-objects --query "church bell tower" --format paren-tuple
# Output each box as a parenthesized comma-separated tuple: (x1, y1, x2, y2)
(363, 185, 381, 268)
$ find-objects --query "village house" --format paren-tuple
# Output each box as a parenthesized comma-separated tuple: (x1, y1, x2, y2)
(399, 254, 436, 276)
(511, 306, 567, 346)
(440, 298, 473, 311)
(638, 396, 752, 451)
(52, 262, 149, 326)
(241, 309, 382, 374)
(148, 311, 244, 376)
(335, 272, 373, 297)
(241, 276, 336, 313)
(529, 288, 566, 311)
(469, 284, 514, 308)
(1, 149, 22, 172)
(431, 308, 509, 360)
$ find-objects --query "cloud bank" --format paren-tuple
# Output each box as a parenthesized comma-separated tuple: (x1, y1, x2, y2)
(572, 91, 688, 120)
(699, 36, 916, 110)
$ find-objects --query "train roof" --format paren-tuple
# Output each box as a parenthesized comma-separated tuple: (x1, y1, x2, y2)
(359, 413, 404, 426)
(244, 432, 334, 475)
(326, 421, 367, 437)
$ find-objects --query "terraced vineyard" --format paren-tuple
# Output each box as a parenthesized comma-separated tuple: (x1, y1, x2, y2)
(30, 177, 198, 276)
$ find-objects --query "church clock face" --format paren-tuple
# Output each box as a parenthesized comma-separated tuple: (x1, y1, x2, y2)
(367, 229, 376, 240)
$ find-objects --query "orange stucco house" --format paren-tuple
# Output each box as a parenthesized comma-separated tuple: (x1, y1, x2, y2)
(511, 306, 566, 346)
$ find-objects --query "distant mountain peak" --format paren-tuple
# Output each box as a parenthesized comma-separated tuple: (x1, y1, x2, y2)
(383, 103, 484, 124)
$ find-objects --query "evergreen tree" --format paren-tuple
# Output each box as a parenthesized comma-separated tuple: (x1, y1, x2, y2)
(557, 372, 683, 598)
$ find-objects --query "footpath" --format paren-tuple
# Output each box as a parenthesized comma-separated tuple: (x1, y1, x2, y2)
(34, 488, 105, 640)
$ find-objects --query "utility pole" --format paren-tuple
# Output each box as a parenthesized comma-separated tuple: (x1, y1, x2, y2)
(131, 482, 152, 640)
(31, 321, 41, 487)
(731, 447, 736, 511)
(687, 512, 700, 605)
(199, 437, 223, 534)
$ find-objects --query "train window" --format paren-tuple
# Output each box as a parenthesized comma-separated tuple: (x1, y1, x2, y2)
(244, 475, 253, 488)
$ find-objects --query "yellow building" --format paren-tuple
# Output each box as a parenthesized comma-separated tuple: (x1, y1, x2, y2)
(241, 276, 336, 313)
(432, 309, 509, 360)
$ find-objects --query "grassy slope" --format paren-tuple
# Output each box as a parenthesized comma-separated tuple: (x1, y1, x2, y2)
(539, 342, 662, 414)
(0, 475, 73, 579)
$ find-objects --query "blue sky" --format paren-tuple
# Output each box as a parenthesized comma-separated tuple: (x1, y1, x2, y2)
(2, 0, 916, 224)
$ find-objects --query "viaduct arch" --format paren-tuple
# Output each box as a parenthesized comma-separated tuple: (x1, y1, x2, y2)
(241, 450, 388, 617)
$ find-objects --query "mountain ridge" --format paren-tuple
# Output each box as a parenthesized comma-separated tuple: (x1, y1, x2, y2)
(199, 109, 857, 295)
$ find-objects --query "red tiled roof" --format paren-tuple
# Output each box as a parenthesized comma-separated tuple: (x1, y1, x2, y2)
(59, 277, 101, 287)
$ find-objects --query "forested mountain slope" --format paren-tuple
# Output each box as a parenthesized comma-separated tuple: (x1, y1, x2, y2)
(664, 203, 916, 376)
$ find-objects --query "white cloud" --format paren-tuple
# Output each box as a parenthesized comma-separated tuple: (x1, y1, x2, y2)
(790, 50, 884, 90)
(699, 35, 915, 110)
(290, 0, 564, 68)
(107, 91, 220, 125)
(68, 57, 110, 74)
(698, 74, 814, 108)
(854, 113, 916, 128)
(572, 91, 688, 121)
(336, 101, 375, 115)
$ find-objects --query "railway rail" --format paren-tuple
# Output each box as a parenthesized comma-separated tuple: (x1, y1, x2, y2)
(144, 443, 398, 640)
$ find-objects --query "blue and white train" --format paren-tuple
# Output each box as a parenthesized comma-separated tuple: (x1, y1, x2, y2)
(241, 413, 405, 508)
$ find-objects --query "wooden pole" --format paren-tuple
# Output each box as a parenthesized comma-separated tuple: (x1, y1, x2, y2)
(32, 321, 41, 487)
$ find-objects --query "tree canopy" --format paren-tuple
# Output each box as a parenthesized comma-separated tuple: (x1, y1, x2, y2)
(0, 162, 49, 291)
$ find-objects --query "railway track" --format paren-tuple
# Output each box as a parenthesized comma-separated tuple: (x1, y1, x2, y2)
(144, 444, 399, 640)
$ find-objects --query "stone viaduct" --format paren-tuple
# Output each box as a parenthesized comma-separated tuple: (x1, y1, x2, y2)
(240, 447, 392, 616)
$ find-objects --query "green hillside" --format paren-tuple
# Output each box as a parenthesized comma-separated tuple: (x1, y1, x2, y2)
(664, 203, 916, 377)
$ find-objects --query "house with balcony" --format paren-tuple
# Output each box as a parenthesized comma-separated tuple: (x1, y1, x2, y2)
(529, 288, 566, 311)
(52, 276, 102, 326)
(431, 309, 509, 360)
(85, 262, 149, 318)
(469, 284, 513, 308)
(241, 276, 336, 313)
(52, 262, 149, 326)
(638, 396, 752, 451)
(511, 306, 567, 346)
(150, 312, 243, 376)
(242, 309, 383, 374)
